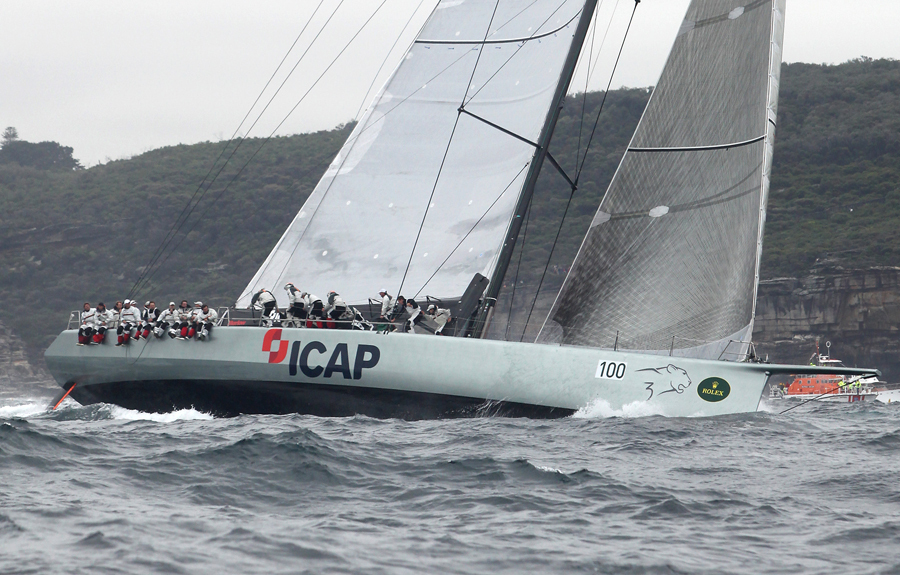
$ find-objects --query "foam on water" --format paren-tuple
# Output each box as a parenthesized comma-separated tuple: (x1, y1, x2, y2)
(105, 405, 214, 422)
(0, 400, 213, 422)
(0, 402, 49, 419)
(572, 397, 667, 419)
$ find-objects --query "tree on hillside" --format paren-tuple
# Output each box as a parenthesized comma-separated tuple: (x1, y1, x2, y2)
(0, 140, 83, 170)
(1, 127, 18, 147)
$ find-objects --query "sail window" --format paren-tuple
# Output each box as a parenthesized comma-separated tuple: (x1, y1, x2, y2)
(648, 206, 669, 218)
(729, 7, 745, 19)
(590, 211, 611, 227)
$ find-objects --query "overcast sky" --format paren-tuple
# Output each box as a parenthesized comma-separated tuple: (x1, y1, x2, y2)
(2, 0, 898, 166)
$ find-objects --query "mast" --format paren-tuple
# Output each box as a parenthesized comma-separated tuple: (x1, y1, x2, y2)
(473, 0, 600, 338)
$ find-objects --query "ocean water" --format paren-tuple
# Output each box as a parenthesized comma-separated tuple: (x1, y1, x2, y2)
(2, 388, 900, 574)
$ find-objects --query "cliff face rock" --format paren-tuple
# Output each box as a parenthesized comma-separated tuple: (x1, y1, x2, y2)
(0, 319, 53, 397)
(753, 267, 900, 380)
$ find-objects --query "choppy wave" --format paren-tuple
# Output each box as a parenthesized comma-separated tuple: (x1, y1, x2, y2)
(3, 390, 900, 574)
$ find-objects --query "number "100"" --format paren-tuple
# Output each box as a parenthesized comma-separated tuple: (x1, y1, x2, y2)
(595, 361, 626, 380)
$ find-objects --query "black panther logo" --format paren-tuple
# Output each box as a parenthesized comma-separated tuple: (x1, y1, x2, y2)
(636, 365, 692, 400)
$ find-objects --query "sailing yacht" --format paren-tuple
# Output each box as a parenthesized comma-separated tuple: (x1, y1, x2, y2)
(44, 0, 878, 417)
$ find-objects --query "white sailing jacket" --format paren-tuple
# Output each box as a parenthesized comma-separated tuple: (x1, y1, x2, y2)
(141, 307, 160, 325)
(286, 286, 304, 307)
(95, 309, 114, 328)
(196, 308, 218, 325)
(119, 306, 141, 326)
(380, 295, 393, 317)
(157, 308, 178, 325)
(176, 306, 193, 323)
(80, 308, 96, 326)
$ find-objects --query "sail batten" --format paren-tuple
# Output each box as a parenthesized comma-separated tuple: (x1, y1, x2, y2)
(538, 0, 786, 360)
(239, 0, 591, 308)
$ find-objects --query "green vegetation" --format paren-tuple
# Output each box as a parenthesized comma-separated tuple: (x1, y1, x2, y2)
(1, 58, 897, 364)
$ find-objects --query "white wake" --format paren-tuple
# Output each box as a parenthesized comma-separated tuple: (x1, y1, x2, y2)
(572, 398, 667, 419)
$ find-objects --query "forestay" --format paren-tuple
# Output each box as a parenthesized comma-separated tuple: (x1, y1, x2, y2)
(239, 0, 591, 308)
(538, 0, 785, 360)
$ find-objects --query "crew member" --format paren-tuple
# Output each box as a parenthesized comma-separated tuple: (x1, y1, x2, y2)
(176, 300, 193, 339)
(156, 302, 178, 339)
(137, 301, 159, 340)
(303, 292, 325, 327)
(77, 302, 95, 346)
(251, 288, 277, 317)
(284, 283, 306, 327)
(426, 304, 451, 334)
(405, 298, 423, 333)
(325, 291, 352, 329)
(116, 299, 141, 346)
(187, 301, 204, 338)
(92, 302, 113, 344)
(377, 289, 393, 321)
(195, 304, 218, 341)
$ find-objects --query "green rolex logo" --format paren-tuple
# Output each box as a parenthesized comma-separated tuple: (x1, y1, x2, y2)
(697, 377, 731, 402)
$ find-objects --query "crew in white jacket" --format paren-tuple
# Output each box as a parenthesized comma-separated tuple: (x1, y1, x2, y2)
(77, 302, 95, 346)
(156, 302, 179, 339)
(284, 283, 306, 327)
(195, 304, 218, 341)
(93, 302, 113, 344)
(116, 299, 141, 346)
(377, 289, 393, 322)
(187, 301, 204, 339)
(136, 301, 160, 340)
(175, 300, 193, 339)
(251, 288, 277, 316)
(426, 304, 451, 334)
(303, 292, 325, 326)
(326, 291, 352, 329)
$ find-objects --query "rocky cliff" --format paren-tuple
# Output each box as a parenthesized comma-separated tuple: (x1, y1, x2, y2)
(753, 267, 900, 380)
(0, 319, 55, 400)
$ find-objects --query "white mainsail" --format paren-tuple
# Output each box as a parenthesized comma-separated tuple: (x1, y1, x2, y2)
(538, 0, 786, 360)
(239, 0, 592, 307)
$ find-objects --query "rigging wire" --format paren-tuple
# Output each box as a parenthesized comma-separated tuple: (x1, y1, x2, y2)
(519, 0, 640, 340)
(411, 163, 529, 300)
(255, 1, 579, 302)
(132, 0, 345, 297)
(779, 381, 852, 415)
(128, 1, 326, 298)
(353, 0, 428, 121)
(462, 3, 575, 107)
(133, 0, 389, 299)
(574, 0, 639, 184)
(574, 1, 600, 174)
(396, 0, 502, 299)
(505, 202, 531, 341)
(245, 0, 582, 303)
(249, 19, 496, 303)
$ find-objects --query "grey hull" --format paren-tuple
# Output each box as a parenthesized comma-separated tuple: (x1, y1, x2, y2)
(44, 326, 819, 418)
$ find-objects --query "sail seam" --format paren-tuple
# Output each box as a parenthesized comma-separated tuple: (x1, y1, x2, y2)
(628, 134, 765, 153)
(415, 13, 578, 46)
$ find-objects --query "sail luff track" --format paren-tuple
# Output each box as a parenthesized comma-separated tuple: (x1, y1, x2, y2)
(473, 0, 600, 338)
(747, 0, 786, 342)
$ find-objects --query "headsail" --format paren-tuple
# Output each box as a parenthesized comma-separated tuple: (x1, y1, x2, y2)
(538, 0, 786, 360)
(238, 0, 594, 307)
